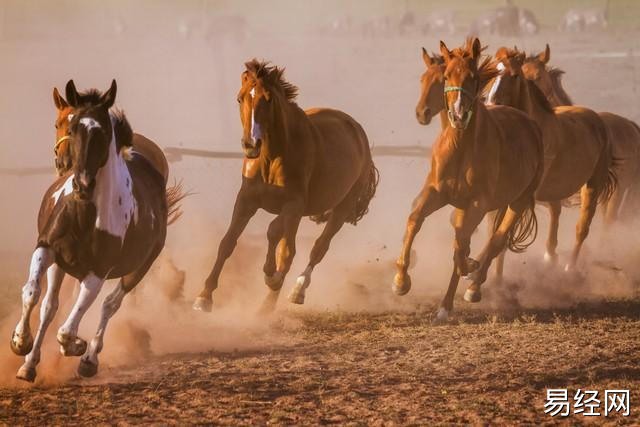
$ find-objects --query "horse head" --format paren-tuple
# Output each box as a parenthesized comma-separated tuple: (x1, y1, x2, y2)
(52, 87, 75, 175)
(415, 48, 446, 126)
(65, 79, 117, 200)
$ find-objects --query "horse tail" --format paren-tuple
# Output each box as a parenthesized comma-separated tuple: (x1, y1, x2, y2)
(492, 198, 538, 254)
(346, 159, 379, 225)
(166, 179, 189, 225)
(595, 120, 619, 206)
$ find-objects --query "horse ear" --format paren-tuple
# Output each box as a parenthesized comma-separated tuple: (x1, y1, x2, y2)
(539, 44, 550, 64)
(471, 38, 482, 60)
(100, 79, 117, 109)
(53, 87, 68, 110)
(65, 80, 79, 108)
(422, 47, 432, 66)
(439, 40, 451, 62)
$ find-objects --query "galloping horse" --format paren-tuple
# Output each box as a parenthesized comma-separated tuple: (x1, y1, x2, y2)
(193, 60, 378, 312)
(393, 38, 544, 322)
(488, 47, 616, 271)
(11, 80, 182, 382)
(521, 44, 640, 224)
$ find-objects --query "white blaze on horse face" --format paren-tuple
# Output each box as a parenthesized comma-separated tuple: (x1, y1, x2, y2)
(250, 87, 262, 143)
(453, 91, 463, 117)
(67, 113, 75, 122)
(92, 114, 138, 244)
(486, 62, 505, 105)
(79, 117, 101, 131)
(52, 174, 75, 204)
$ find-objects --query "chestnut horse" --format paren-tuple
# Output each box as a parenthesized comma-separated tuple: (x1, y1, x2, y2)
(522, 44, 640, 224)
(11, 80, 182, 382)
(393, 38, 543, 322)
(488, 47, 616, 272)
(53, 86, 169, 184)
(193, 60, 378, 312)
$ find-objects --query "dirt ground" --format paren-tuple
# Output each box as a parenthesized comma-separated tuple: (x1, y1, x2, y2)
(1, 299, 639, 425)
(2, 0, 640, 424)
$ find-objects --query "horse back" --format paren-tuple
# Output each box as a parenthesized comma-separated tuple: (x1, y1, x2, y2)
(305, 108, 370, 158)
(132, 133, 169, 186)
(554, 105, 608, 155)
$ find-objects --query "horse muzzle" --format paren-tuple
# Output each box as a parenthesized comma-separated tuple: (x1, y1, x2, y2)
(242, 138, 262, 159)
(447, 109, 473, 130)
(415, 107, 432, 125)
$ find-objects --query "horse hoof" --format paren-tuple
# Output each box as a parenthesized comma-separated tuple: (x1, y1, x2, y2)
(59, 337, 87, 357)
(77, 357, 98, 378)
(564, 263, 574, 273)
(16, 364, 36, 383)
(463, 288, 482, 303)
(10, 331, 33, 356)
(264, 272, 284, 291)
(392, 274, 411, 296)
(288, 286, 305, 305)
(543, 252, 557, 263)
(432, 308, 449, 325)
(192, 296, 212, 313)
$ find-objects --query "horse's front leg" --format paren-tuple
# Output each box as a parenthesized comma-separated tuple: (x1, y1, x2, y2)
(272, 200, 304, 290)
(393, 183, 446, 295)
(263, 215, 285, 289)
(193, 191, 258, 312)
(11, 247, 54, 357)
(57, 273, 105, 357)
(15, 263, 64, 382)
(543, 200, 561, 264)
(435, 206, 486, 323)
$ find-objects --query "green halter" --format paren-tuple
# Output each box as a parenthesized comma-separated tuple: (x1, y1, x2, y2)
(444, 86, 475, 130)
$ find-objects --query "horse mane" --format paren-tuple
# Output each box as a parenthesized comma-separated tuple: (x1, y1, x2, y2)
(75, 88, 104, 107)
(245, 59, 299, 103)
(448, 39, 499, 95)
(111, 109, 133, 150)
(547, 67, 574, 105)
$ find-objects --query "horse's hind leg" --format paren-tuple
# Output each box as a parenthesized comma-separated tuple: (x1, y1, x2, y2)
(263, 215, 285, 289)
(435, 206, 485, 323)
(11, 247, 53, 357)
(194, 192, 258, 312)
(78, 247, 160, 378)
(288, 209, 348, 305)
(543, 200, 562, 264)
(464, 204, 525, 303)
(16, 263, 64, 382)
(57, 273, 105, 357)
(565, 184, 598, 272)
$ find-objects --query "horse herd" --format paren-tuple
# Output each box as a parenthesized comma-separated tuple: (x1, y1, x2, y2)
(9, 37, 639, 383)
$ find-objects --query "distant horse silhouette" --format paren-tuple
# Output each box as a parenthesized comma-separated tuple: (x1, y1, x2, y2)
(394, 38, 543, 322)
(193, 60, 378, 313)
(522, 44, 640, 224)
(11, 80, 183, 382)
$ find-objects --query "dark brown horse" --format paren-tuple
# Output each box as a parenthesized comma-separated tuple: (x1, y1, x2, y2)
(522, 44, 640, 224)
(394, 38, 543, 322)
(488, 47, 616, 272)
(11, 80, 182, 382)
(193, 60, 378, 312)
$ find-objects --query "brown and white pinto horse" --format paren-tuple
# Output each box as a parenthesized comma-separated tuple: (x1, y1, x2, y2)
(394, 38, 544, 322)
(488, 47, 616, 272)
(522, 44, 640, 224)
(11, 80, 181, 382)
(193, 60, 378, 312)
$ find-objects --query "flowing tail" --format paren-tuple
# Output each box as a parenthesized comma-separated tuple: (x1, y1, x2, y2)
(166, 180, 189, 225)
(347, 160, 379, 225)
(492, 199, 538, 254)
(596, 123, 619, 206)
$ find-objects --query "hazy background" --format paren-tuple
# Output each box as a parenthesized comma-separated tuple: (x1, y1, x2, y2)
(1, 0, 639, 384)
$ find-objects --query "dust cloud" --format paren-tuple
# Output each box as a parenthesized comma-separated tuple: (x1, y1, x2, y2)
(1, 0, 639, 386)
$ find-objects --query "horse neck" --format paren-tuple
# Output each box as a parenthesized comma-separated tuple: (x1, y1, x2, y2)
(438, 109, 448, 130)
(93, 114, 137, 242)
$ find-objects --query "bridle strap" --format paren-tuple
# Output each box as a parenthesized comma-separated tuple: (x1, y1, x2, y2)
(54, 135, 71, 154)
